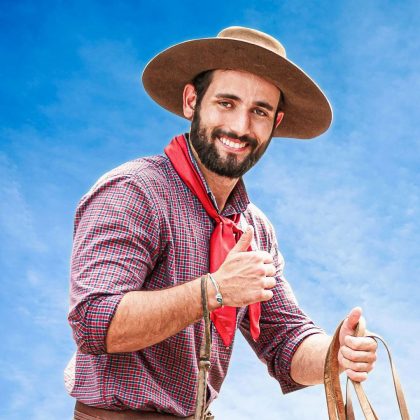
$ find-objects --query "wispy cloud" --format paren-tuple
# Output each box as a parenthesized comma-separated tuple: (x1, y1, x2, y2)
(1, 1, 418, 419)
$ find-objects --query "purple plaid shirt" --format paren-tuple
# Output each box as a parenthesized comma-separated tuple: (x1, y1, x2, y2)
(66, 135, 323, 416)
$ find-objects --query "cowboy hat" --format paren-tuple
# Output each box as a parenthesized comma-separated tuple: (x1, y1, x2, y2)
(142, 26, 332, 139)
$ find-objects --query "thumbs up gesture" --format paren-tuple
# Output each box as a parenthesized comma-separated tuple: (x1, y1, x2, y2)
(338, 307, 378, 382)
(211, 226, 277, 307)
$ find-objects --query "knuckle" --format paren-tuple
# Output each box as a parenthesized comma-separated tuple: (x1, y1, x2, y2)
(369, 339, 378, 351)
(266, 277, 276, 288)
(348, 337, 363, 350)
(342, 348, 354, 361)
(339, 345, 349, 357)
(367, 362, 375, 373)
(355, 362, 367, 372)
(354, 341, 364, 351)
(266, 264, 276, 276)
(359, 372, 368, 382)
(261, 290, 273, 301)
(264, 251, 274, 262)
(341, 358, 350, 370)
(255, 266, 266, 277)
(245, 251, 257, 262)
(258, 289, 266, 300)
(254, 252, 264, 263)
(347, 370, 367, 382)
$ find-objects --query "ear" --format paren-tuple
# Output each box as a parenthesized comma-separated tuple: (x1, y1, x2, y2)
(183, 84, 197, 120)
(275, 111, 284, 128)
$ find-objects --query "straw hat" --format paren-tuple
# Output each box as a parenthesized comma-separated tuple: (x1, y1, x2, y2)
(142, 26, 332, 139)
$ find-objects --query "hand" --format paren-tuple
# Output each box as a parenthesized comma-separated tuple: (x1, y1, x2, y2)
(212, 226, 276, 307)
(338, 307, 377, 382)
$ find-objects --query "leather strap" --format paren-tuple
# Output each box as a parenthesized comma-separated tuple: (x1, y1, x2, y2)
(324, 319, 410, 419)
(194, 276, 213, 420)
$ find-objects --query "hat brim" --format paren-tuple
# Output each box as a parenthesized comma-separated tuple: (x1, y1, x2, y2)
(142, 38, 333, 139)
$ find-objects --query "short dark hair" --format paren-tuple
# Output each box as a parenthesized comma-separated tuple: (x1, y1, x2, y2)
(191, 70, 214, 108)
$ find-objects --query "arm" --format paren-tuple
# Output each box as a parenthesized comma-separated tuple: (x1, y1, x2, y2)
(69, 175, 218, 354)
(290, 333, 331, 385)
(107, 226, 276, 352)
(69, 173, 276, 354)
(106, 278, 206, 352)
(291, 307, 377, 385)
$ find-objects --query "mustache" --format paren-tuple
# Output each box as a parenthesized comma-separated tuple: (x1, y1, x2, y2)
(211, 128, 258, 149)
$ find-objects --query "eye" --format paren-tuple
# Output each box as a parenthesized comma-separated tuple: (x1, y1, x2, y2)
(254, 108, 268, 117)
(219, 101, 232, 108)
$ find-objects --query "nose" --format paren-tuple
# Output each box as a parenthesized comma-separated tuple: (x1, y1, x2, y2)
(227, 108, 251, 138)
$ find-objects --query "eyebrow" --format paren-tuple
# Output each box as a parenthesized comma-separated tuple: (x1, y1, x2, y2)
(215, 93, 275, 112)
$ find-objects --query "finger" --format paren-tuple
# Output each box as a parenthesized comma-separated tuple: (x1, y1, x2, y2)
(340, 346, 377, 364)
(344, 336, 378, 352)
(264, 263, 276, 277)
(230, 226, 254, 253)
(345, 369, 368, 383)
(254, 250, 273, 264)
(262, 277, 276, 289)
(260, 289, 274, 302)
(340, 359, 374, 373)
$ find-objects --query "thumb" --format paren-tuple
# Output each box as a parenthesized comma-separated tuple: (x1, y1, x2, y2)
(347, 307, 363, 331)
(230, 226, 254, 253)
(340, 307, 365, 344)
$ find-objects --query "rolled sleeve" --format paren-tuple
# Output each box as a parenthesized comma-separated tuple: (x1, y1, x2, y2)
(240, 227, 324, 394)
(70, 294, 124, 354)
(272, 312, 324, 394)
(68, 174, 161, 354)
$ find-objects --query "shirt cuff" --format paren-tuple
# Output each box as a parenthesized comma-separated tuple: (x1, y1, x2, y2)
(71, 294, 124, 355)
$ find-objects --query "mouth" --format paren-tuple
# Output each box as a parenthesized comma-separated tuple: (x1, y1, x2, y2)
(217, 136, 249, 152)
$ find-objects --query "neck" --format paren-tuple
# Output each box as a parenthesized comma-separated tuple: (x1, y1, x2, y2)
(189, 143, 238, 212)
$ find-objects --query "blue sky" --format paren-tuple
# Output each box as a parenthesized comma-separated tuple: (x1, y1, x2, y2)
(0, 1, 419, 418)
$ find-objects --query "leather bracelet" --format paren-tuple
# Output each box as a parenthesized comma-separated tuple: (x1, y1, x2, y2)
(207, 273, 223, 307)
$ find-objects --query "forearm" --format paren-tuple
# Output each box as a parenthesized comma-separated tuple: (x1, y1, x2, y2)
(106, 276, 218, 353)
(290, 333, 332, 385)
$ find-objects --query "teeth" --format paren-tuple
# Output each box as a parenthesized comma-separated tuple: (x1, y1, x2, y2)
(219, 137, 247, 149)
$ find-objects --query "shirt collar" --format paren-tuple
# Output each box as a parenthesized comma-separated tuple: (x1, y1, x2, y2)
(184, 133, 250, 216)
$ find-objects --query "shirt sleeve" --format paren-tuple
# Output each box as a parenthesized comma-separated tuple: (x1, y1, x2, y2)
(240, 222, 325, 394)
(68, 174, 162, 355)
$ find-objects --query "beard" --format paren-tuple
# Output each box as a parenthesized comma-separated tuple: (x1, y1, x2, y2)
(189, 109, 273, 179)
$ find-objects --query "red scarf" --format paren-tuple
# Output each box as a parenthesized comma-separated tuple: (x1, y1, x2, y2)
(164, 134, 261, 346)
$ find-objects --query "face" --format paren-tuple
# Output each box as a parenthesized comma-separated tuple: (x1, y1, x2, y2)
(187, 70, 282, 178)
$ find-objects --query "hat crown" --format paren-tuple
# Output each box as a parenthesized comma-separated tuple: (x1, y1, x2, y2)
(217, 26, 286, 58)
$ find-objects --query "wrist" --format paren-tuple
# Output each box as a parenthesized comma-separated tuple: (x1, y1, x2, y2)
(206, 273, 224, 310)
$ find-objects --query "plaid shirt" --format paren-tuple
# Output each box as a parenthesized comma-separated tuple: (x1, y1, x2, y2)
(66, 136, 323, 416)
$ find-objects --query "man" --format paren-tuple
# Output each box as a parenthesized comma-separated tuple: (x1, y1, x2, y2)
(66, 27, 377, 419)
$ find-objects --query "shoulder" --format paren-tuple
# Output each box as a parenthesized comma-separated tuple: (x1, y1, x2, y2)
(93, 154, 171, 191)
(76, 154, 174, 217)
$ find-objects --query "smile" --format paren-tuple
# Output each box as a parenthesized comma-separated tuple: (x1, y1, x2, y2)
(218, 136, 248, 151)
